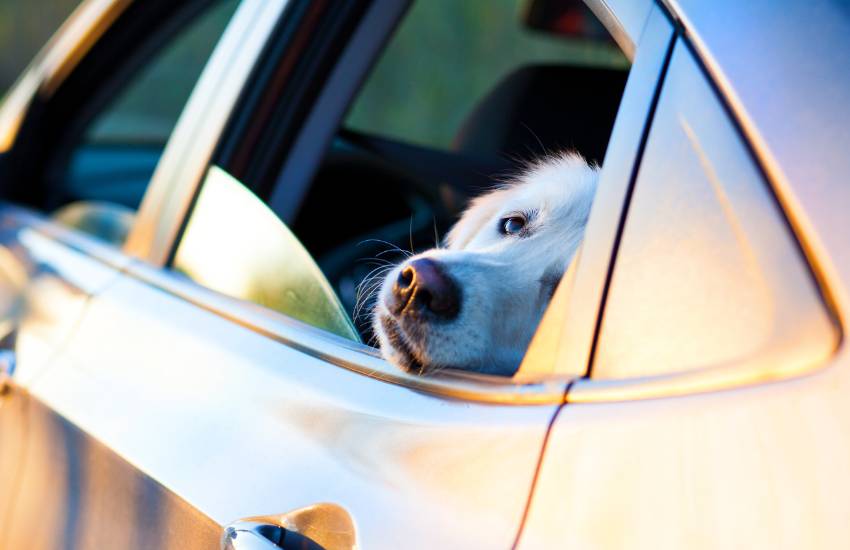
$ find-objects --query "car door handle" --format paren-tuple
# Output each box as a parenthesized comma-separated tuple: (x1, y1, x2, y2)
(0, 349, 15, 395)
(222, 519, 322, 550)
(221, 504, 356, 550)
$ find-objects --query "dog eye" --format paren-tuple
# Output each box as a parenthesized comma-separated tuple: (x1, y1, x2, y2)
(499, 215, 527, 236)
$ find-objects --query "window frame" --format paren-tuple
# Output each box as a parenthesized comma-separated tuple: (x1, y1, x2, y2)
(124, 0, 289, 263)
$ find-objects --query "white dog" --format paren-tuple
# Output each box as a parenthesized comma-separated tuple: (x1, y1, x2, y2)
(372, 152, 598, 376)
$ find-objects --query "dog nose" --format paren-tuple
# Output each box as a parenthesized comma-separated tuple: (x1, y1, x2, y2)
(390, 258, 460, 319)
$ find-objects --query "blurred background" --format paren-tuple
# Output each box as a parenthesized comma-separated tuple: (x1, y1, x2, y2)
(0, 0, 80, 93)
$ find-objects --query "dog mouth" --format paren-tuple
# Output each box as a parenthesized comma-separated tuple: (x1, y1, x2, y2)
(378, 313, 433, 375)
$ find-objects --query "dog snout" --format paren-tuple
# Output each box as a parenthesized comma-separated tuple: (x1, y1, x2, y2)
(389, 258, 460, 319)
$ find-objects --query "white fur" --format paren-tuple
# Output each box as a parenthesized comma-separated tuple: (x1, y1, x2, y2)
(373, 152, 598, 375)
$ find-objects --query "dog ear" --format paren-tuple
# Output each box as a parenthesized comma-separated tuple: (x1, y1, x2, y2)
(445, 189, 507, 249)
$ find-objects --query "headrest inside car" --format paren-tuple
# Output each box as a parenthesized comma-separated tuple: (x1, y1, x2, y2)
(453, 64, 628, 165)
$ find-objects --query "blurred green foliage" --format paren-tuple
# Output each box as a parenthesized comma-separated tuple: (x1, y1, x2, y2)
(0, 0, 81, 93)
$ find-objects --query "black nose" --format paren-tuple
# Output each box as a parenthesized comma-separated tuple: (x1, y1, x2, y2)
(389, 258, 460, 319)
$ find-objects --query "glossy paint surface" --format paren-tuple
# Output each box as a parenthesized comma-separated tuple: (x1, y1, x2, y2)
(0, 205, 126, 547)
(666, 0, 850, 324)
(7, 394, 221, 550)
(27, 267, 556, 548)
(4, 0, 850, 548)
(591, 43, 837, 381)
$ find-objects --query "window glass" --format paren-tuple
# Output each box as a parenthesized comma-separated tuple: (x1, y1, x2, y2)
(593, 43, 836, 380)
(53, 0, 239, 242)
(345, 0, 627, 150)
(173, 166, 359, 342)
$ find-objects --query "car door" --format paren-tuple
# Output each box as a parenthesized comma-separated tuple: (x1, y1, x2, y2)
(517, 5, 845, 549)
(1, 1, 665, 549)
(0, 0, 253, 548)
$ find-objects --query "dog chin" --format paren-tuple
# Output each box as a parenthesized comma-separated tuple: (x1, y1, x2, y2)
(377, 313, 439, 374)
(376, 311, 520, 376)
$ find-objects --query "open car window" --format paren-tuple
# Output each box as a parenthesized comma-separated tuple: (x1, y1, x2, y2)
(175, 0, 634, 380)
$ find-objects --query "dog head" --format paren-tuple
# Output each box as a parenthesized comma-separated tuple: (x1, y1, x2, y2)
(372, 153, 598, 376)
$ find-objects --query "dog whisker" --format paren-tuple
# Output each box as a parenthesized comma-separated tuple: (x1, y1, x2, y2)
(432, 216, 441, 249)
(408, 215, 415, 255)
(354, 264, 397, 321)
(357, 238, 413, 257)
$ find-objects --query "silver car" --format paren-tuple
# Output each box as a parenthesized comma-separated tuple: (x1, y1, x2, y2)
(0, 0, 847, 548)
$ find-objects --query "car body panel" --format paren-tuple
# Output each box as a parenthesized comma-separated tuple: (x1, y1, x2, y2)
(0, 206, 128, 386)
(666, 0, 850, 325)
(7, 394, 220, 550)
(521, 361, 850, 549)
(2, 0, 848, 548)
(0, 204, 127, 546)
(570, 38, 839, 402)
(0, 384, 27, 545)
(26, 264, 558, 548)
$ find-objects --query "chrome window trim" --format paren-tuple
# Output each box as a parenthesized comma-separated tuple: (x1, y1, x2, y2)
(0, 206, 567, 405)
(120, 258, 568, 405)
(124, 0, 291, 266)
(0, 203, 132, 272)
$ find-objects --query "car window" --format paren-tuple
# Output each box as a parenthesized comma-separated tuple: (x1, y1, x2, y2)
(178, 0, 633, 376)
(50, 0, 239, 245)
(592, 42, 837, 380)
(172, 166, 359, 341)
